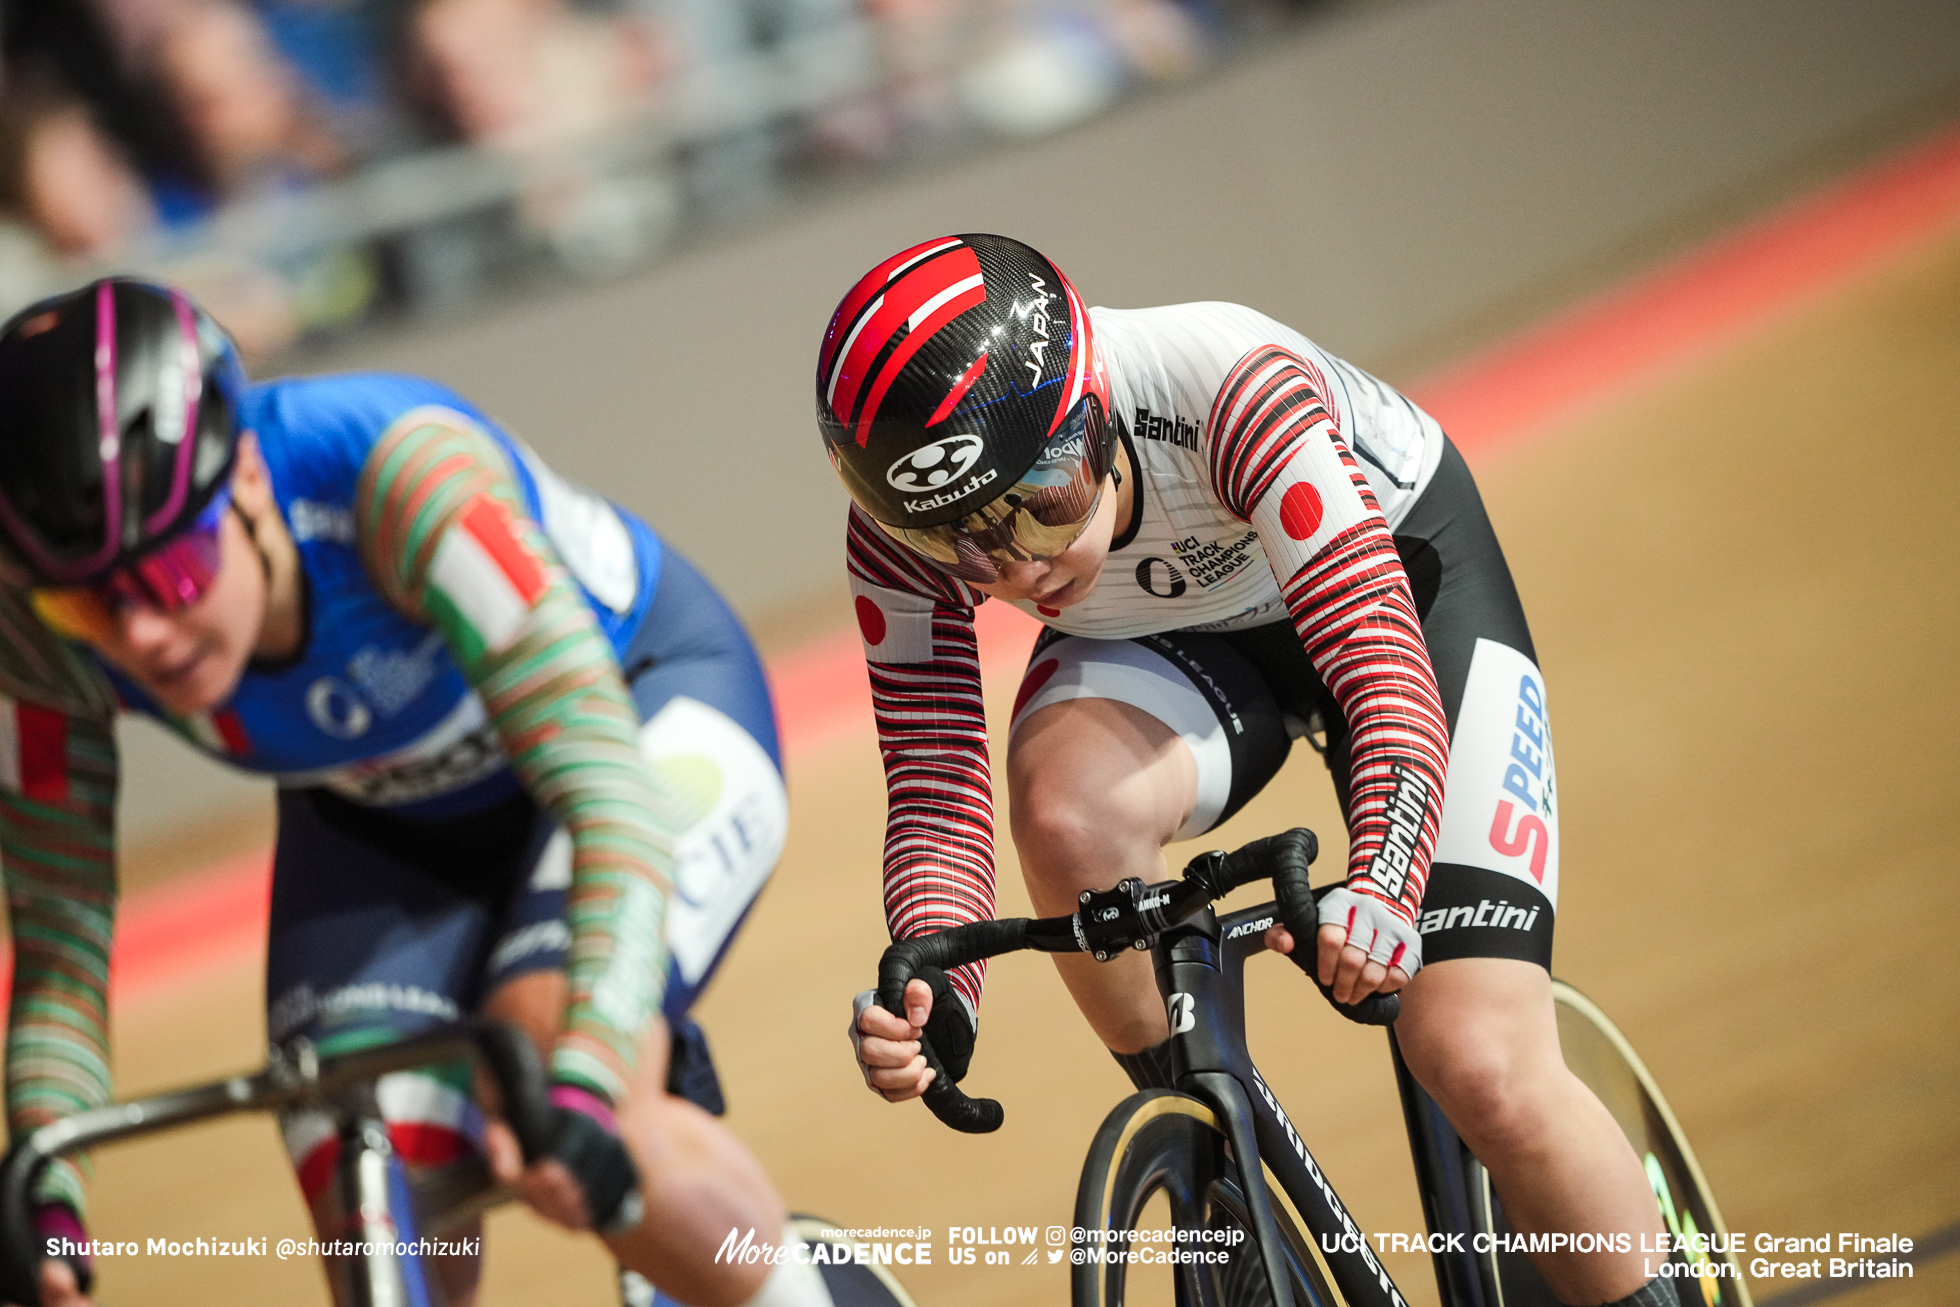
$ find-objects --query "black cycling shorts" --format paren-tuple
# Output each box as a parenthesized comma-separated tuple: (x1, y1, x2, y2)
(1010, 438, 1558, 969)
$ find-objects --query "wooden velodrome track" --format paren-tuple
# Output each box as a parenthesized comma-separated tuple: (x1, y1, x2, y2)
(57, 129, 1960, 1307)
(61, 158, 1960, 1301)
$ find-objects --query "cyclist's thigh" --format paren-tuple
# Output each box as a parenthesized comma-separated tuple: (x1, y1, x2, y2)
(267, 787, 555, 1189)
(267, 788, 551, 1044)
(1009, 627, 1293, 840)
(1396, 437, 1556, 970)
(486, 545, 787, 1023)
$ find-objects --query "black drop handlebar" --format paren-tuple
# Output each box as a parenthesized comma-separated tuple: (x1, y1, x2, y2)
(875, 829, 1401, 1134)
(0, 1019, 555, 1307)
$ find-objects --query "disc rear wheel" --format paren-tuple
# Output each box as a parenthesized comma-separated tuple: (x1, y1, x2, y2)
(1468, 980, 1751, 1307)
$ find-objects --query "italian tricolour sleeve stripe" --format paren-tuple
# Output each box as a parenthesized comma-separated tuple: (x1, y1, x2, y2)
(0, 694, 69, 803)
(426, 495, 552, 661)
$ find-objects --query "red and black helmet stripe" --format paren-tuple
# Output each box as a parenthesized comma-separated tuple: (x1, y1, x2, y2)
(1051, 268, 1100, 439)
(820, 239, 986, 446)
(926, 350, 990, 427)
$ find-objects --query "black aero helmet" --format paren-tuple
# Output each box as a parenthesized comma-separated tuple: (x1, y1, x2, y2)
(0, 278, 244, 585)
(816, 234, 1112, 578)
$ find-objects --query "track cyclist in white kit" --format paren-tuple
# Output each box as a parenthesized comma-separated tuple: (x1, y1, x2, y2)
(830, 234, 1675, 1307)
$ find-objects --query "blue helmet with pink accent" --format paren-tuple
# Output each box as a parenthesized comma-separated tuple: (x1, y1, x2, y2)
(0, 278, 244, 585)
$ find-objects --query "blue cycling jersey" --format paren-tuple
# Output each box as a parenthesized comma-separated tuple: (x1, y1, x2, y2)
(102, 372, 664, 819)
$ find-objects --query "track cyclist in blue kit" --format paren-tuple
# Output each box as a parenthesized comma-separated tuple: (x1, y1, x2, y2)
(0, 279, 839, 1307)
(832, 235, 1677, 1307)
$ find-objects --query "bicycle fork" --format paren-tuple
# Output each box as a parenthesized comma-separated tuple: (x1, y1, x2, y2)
(330, 1101, 440, 1307)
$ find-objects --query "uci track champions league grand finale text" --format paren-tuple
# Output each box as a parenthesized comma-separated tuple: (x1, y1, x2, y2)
(708, 1222, 1922, 1292)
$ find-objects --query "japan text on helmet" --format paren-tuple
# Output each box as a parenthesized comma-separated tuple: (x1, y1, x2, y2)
(816, 234, 1112, 578)
(0, 278, 244, 586)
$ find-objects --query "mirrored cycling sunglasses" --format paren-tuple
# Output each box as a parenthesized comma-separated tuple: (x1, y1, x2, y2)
(30, 486, 232, 643)
(878, 402, 1110, 585)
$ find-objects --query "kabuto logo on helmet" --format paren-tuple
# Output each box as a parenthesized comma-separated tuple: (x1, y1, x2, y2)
(886, 433, 984, 491)
(901, 467, 999, 515)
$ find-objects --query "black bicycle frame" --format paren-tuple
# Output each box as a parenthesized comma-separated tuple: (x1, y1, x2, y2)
(1156, 903, 1443, 1307)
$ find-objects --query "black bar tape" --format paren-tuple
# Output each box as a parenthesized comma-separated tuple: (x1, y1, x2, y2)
(873, 921, 1035, 1134)
(0, 1141, 48, 1307)
(472, 1022, 556, 1163)
(1257, 830, 1400, 1026)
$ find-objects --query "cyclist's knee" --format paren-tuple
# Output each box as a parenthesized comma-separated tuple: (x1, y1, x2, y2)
(609, 1085, 786, 1300)
(1395, 960, 1564, 1155)
(1008, 720, 1191, 895)
(1405, 1030, 1556, 1155)
(1011, 795, 1123, 872)
(480, 968, 569, 1055)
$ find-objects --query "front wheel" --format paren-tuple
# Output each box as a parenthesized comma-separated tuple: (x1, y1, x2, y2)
(1468, 980, 1752, 1307)
(1073, 1089, 1336, 1307)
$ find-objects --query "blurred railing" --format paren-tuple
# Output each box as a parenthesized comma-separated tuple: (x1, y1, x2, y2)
(0, 0, 1338, 357)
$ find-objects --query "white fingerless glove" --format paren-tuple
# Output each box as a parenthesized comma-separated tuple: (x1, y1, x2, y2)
(1316, 885, 1423, 977)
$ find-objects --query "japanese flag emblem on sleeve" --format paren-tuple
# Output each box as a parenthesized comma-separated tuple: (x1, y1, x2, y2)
(426, 494, 553, 661)
(848, 573, 940, 665)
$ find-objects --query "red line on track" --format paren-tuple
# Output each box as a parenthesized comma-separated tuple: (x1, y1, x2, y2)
(112, 851, 274, 997)
(21, 120, 1959, 1011)
(1412, 123, 1960, 458)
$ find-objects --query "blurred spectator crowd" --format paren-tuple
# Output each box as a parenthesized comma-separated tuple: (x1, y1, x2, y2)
(1, 0, 1327, 356)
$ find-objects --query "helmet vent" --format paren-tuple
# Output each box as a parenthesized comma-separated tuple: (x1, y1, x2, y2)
(119, 425, 151, 549)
